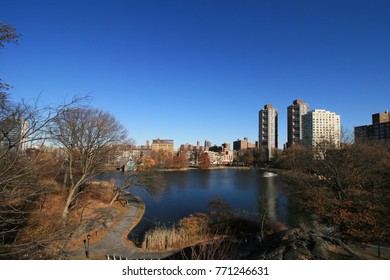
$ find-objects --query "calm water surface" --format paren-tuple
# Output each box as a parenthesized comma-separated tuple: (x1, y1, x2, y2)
(94, 169, 301, 241)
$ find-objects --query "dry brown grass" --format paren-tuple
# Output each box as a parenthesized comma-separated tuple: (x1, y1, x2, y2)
(17, 179, 134, 257)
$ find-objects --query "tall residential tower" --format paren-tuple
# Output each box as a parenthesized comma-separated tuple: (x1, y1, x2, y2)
(259, 104, 278, 161)
(0, 119, 29, 151)
(302, 109, 341, 149)
(287, 99, 309, 148)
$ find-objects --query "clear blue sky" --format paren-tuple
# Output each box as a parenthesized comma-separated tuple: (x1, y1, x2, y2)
(1, 0, 390, 148)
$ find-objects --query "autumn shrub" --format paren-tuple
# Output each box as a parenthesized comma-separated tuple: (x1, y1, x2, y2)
(178, 213, 210, 236)
(208, 197, 234, 232)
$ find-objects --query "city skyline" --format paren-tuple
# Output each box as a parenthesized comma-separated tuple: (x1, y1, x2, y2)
(1, 1, 390, 147)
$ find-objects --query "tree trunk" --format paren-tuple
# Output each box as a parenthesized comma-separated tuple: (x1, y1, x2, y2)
(62, 186, 77, 220)
(61, 175, 86, 220)
(62, 169, 68, 191)
(109, 192, 119, 206)
(260, 219, 265, 239)
(335, 176, 345, 200)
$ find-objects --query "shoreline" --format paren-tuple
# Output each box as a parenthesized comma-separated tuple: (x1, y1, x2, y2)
(121, 194, 146, 249)
(151, 166, 254, 172)
(100, 165, 254, 174)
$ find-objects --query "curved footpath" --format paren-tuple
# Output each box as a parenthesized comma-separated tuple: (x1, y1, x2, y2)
(68, 195, 176, 260)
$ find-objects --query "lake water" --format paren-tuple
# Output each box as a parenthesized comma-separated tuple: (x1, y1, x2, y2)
(94, 168, 302, 242)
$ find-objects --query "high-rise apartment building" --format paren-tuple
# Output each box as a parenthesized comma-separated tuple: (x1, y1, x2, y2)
(0, 118, 29, 151)
(204, 140, 211, 151)
(355, 111, 390, 143)
(302, 109, 341, 149)
(287, 99, 309, 148)
(259, 104, 278, 160)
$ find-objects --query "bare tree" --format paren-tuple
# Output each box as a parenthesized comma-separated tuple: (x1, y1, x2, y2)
(312, 142, 387, 200)
(1, 21, 20, 103)
(257, 197, 271, 240)
(109, 172, 139, 205)
(287, 140, 390, 243)
(0, 21, 19, 48)
(280, 144, 312, 172)
(0, 21, 82, 259)
(340, 125, 354, 145)
(0, 94, 83, 259)
(50, 107, 127, 219)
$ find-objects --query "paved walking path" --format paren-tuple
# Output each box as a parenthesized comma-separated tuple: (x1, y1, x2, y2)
(69, 195, 176, 260)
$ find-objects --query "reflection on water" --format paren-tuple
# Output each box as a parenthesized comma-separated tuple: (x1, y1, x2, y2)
(261, 176, 278, 222)
(93, 169, 300, 241)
